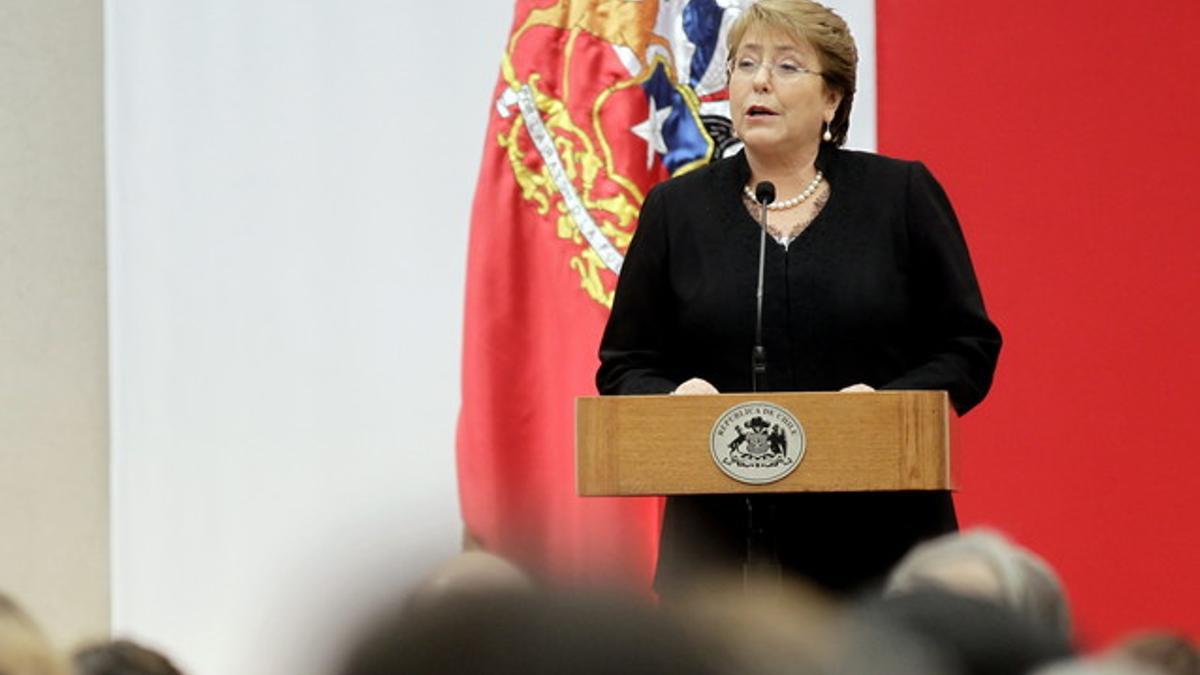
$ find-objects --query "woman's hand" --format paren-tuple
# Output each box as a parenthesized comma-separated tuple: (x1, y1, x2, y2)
(840, 383, 875, 392)
(672, 378, 719, 395)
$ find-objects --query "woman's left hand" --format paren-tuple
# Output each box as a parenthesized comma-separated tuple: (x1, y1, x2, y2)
(840, 383, 875, 392)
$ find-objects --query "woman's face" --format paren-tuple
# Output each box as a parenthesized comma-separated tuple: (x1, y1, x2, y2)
(728, 26, 841, 159)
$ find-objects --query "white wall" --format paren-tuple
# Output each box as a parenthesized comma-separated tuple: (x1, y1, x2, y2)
(0, 0, 109, 650)
(105, 3, 873, 674)
(106, 3, 514, 674)
(832, 0, 876, 152)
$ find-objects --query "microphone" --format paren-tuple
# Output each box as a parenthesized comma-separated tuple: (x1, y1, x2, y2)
(752, 181, 774, 393)
(754, 181, 776, 206)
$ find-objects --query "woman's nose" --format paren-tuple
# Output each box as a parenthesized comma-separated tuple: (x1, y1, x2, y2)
(752, 63, 772, 90)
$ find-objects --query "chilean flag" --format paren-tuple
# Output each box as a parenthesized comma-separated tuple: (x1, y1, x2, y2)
(459, 0, 1200, 646)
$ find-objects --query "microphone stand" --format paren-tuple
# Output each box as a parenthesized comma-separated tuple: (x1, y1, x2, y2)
(751, 181, 773, 391)
(752, 218, 768, 392)
(745, 183, 781, 589)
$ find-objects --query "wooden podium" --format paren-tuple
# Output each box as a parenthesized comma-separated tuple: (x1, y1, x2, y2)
(576, 390, 954, 496)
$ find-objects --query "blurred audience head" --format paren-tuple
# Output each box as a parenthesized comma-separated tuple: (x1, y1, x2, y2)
(682, 574, 961, 675)
(337, 588, 727, 675)
(404, 551, 533, 612)
(858, 588, 1074, 675)
(886, 527, 1072, 640)
(342, 571, 965, 675)
(73, 640, 184, 675)
(0, 592, 67, 675)
(1108, 631, 1200, 675)
(1032, 655, 1163, 675)
(667, 574, 835, 675)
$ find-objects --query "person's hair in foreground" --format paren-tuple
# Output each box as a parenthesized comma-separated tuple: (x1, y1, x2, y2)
(885, 527, 1072, 642)
(725, 0, 857, 146)
(1031, 655, 1164, 675)
(336, 588, 728, 675)
(73, 640, 185, 675)
(0, 592, 67, 675)
(340, 572, 984, 675)
(1109, 631, 1200, 675)
(858, 588, 1074, 675)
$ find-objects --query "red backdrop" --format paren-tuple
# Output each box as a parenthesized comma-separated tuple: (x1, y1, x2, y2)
(876, 0, 1200, 647)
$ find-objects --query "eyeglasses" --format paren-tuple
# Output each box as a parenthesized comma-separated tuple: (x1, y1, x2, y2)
(728, 56, 821, 82)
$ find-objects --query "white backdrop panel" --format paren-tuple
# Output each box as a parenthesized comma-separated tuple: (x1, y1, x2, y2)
(106, 3, 514, 674)
(106, 2, 874, 675)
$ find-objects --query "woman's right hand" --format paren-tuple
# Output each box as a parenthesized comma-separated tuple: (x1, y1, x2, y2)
(672, 377, 719, 395)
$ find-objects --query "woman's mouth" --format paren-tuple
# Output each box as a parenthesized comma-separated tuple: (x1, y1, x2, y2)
(746, 105, 779, 117)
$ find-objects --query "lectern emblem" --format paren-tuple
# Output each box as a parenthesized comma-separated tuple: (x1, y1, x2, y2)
(710, 402, 806, 484)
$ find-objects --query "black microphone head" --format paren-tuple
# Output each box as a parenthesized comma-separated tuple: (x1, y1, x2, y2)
(754, 181, 776, 205)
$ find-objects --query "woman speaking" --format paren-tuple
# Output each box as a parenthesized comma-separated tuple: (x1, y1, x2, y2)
(597, 0, 1002, 596)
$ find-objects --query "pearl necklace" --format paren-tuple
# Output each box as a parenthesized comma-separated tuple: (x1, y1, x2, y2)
(742, 171, 824, 211)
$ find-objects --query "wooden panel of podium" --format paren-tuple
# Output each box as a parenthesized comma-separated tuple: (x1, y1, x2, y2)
(577, 391, 953, 496)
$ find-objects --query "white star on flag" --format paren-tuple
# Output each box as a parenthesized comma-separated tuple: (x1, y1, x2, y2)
(631, 98, 672, 169)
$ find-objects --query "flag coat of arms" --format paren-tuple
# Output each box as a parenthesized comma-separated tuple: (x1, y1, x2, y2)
(458, 0, 752, 586)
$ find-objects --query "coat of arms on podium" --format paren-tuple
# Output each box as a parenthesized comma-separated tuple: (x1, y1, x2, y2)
(710, 401, 806, 484)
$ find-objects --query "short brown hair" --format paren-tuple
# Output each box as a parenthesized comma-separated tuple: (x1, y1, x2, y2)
(726, 0, 858, 146)
(74, 640, 185, 675)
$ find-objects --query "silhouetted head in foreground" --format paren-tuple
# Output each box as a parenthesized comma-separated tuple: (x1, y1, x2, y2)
(858, 588, 1074, 675)
(73, 639, 185, 675)
(1108, 631, 1200, 675)
(886, 527, 1072, 643)
(337, 589, 727, 675)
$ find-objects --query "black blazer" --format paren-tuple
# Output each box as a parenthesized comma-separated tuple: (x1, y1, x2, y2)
(595, 146, 1002, 595)
(597, 146, 1000, 414)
